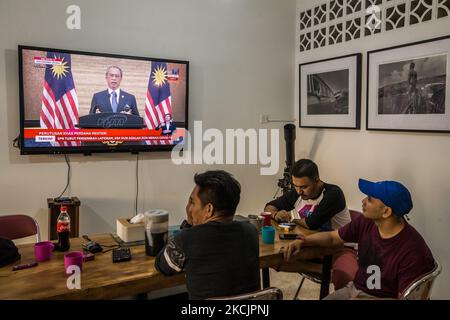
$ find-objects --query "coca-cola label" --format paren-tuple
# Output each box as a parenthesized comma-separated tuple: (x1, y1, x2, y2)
(57, 221, 70, 233)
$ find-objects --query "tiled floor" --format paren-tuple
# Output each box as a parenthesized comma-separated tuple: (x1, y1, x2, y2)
(143, 269, 330, 300)
(269, 269, 333, 300)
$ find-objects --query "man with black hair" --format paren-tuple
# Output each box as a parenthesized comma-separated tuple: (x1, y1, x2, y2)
(155, 170, 260, 299)
(264, 158, 355, 290)
(265, 159, 350, 230)
(284, 179, 435, 299)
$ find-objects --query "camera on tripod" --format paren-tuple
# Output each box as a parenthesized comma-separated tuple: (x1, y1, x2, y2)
(278, 167, 292, 192)
(277, 124, 296, 195)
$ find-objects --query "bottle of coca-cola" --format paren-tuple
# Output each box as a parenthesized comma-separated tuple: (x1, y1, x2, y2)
(56, 205, 70, 251)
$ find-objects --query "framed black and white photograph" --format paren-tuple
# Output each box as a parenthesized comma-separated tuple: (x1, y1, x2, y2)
(367, 35, 450, 132)
(299, 53, 362, 129)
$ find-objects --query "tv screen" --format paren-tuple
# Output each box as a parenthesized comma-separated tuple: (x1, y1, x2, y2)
(18, 45, 188, 155)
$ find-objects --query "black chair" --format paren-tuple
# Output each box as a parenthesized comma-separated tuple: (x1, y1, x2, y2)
(292, 257, 330, 300)
(292, 209, 361, 300)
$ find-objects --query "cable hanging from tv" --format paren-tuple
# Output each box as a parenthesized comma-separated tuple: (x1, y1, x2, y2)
(54, 154, 71, 201)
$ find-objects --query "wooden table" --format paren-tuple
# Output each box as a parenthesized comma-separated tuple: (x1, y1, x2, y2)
(0, 227, 340, 299)
(259, 224, 338, 299)
(0, 234, 185, 299)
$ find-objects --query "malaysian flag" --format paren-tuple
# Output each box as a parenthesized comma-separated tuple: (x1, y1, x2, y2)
(144, 62, 172, 145)
(40, 52, 79, 146)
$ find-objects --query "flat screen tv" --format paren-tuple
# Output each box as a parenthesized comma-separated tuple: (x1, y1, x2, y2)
(18, 45, 189, 155)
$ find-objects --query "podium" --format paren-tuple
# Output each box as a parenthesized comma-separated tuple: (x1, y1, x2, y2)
(77, 113, 146, 129)
(47, 197, 80, 240)
(76, 113, 147, 146)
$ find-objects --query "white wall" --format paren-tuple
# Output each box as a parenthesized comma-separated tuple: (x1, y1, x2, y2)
(296, 0, 450, 298)
(0, 1, 295, 239)
(5, 0, 446, 299)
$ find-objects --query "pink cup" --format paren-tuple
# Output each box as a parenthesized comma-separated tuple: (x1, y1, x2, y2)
(34, 241, 55, 262)
(64, 251, 84, 274)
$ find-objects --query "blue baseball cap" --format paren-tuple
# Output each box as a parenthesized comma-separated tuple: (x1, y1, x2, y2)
(358, 179, 413, 217)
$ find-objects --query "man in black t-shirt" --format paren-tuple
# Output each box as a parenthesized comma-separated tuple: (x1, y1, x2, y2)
(155, 170, 260, 300)
(265, 159, 350, 230)
(264, 159, 356, 290)
(284, 179, 435, 299)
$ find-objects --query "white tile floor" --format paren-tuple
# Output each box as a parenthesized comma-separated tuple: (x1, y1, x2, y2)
(269, 269, 334, 300)
(140, 269, 331, 300)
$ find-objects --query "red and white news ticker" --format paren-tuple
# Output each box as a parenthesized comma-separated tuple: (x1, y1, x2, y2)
(24, 129, 174, 142)
(34, 57, 63, 66)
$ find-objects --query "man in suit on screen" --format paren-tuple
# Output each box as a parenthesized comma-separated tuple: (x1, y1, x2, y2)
(89, 66, 140, 116)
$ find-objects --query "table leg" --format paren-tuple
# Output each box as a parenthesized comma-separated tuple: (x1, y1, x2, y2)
(319, 255, 332, 299)
(262, 268, 270, 288)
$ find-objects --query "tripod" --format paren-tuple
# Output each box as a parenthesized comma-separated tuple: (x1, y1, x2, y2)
(274, 124, 296, 198)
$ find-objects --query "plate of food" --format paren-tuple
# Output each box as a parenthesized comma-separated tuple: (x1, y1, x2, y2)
(278, 222, 296, 231)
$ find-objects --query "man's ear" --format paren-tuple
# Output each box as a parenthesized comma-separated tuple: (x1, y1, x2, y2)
(205, 203, 214, 218)
(382, 206, 393, 219)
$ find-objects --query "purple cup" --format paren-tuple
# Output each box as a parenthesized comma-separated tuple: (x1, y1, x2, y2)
(64, 251, 84, 274)
(34, 241, 55, 262)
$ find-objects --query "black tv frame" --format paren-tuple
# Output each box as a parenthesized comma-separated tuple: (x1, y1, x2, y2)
(18, 45, 189, 155)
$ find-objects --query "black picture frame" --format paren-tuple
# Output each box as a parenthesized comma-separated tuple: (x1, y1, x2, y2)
(367, 35, 450, 132)
(299, 53, 362, 129)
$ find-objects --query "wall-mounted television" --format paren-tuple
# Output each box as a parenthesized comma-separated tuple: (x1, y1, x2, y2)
(18, 45, 189, 155)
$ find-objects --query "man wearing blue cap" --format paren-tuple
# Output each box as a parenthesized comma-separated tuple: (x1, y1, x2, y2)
(283, 179, 435, 299)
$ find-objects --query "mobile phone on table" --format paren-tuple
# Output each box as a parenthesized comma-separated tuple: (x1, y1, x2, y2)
(279, 233, 299, 240)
